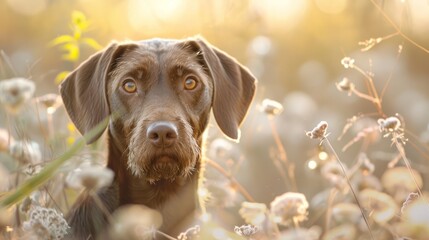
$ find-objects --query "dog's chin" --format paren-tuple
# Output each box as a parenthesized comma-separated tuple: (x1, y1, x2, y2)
(141, 155, 191, 184)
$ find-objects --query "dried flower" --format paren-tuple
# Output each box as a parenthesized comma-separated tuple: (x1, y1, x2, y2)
(359, 189, 398, 224)
(9, 140, 41, 164)
(177, 225, 200, 240)
(396, 198, 429, 239)
(378, 116, 401, 133)
(234, 224, 258, 237)
(239, 201, 268, 226)
(66, 165, 114, 191)
(0, 78, 35, 114)
(37, 93, 62, 114)
(20, 197, 34, 214)
(109, 205, 163, 240)
(332, 203, 362, 224)
(381, 166, 423, 203)
(358, 37, 382, 52)
(335, 78, 354, 94)
(270, 192, 309, 226)
(323, 224, 356, 240)
(261, 98, 284, 116)
(401, 192, 419, 214)
(22, 206, 69, 240)
(23, 163, 43, 176)
(341, 57, 355, 69)
(306, 121, 329, 140)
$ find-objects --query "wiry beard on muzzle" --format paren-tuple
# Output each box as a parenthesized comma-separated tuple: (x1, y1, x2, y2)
(127, 119, 201, 183)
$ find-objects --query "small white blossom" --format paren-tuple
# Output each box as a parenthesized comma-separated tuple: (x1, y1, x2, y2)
(306, 121, 329, 140)
(23, 206, 69, 240)
(341, 57, 355, 69)
(37, 93, 62, 114)
(0, 78, 35, 114)
(270, 192, 309, 226)
(234, 224, 259, 237)
(66, 165, 114, 190)
(261, 98, 284, 116)
(9, 140, 41, 164)
(335, 78, 354, 94)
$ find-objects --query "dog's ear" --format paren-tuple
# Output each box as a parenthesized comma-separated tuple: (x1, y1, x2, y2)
(60, 42, 136, 144)
(185, 38, 256, 141)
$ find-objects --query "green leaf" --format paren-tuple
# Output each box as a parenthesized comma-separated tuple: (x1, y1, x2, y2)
(82, 38, 103, 51)
(0, 115, 113, 208)
(54, 71, 70, 84)
(48, 35, 75, 47)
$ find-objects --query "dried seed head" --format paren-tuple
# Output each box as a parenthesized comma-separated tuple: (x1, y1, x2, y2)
(378, 116, 401, 133)
(359, 189, 398, 224)
(23, 206, 69, 240)
(341, 57, 355, 69)
(37, 94, 62, 114)
(239, 201, 268, 226)
(177, 225, 200, 240)
(0, 78, 35, 114)
(66, 165, 114, 191)
(9, 140, 41, 164)
(401, 192, 419, 214)
(234, 224, 259, 237)
(270, 192, 309, 226)
(306, 121, 328, 140)
(109, 205, 162, 240)
(261, 98, 284, 116)
(336, 78, 354, 93)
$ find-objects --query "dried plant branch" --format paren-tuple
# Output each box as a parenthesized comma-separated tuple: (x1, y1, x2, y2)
(369, 0, 429, 54)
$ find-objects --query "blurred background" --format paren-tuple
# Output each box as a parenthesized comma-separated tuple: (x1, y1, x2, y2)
(1, 0, 429, 238)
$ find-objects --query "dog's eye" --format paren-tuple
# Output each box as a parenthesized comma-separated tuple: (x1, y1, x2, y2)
(184, 77, 198, 90)
(122, 79, 137, 93)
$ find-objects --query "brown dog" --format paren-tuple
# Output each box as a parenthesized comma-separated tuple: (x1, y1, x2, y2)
(60, 38, 256, 239)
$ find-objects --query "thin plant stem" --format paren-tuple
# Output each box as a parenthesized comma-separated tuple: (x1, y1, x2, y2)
(353, 66, 384, 116)
(394, 140, 424, 197)
(324, 188, 338, 232)
(268, 118, 297, 191)
(369, 0, 429, 54)
(156, 230, 178, 240)
(205, 158, 255, 202)
(351, 88, 378, 103)
(323, 138, 375, 240)
(89, 190, 113, 224)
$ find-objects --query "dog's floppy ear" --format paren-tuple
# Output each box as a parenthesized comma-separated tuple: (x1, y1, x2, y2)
(60, 42, 136, 144)
(187, 38, 256, 141)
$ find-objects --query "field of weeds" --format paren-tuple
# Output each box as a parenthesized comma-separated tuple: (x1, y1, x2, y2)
(1, 0, 429, 239)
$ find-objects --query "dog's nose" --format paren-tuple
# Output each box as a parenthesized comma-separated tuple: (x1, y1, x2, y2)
(147, 122, 178, 147)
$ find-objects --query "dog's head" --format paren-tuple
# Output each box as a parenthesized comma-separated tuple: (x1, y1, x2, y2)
(60, 38, 256, 183)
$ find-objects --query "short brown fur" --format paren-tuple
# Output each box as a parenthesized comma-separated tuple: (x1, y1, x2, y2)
(60, 38, 256, 239)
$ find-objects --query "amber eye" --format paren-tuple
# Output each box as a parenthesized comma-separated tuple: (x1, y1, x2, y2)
(122, 79, 137, 93)
(184, 77, 198, 90)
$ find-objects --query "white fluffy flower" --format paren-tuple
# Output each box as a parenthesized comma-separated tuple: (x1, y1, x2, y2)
(9, 140, 41, 164)
(270, 192, 309, 226)
(0, 78, 35, 114)
(23, 206, 69, 240)
(66, 165, 114, 190)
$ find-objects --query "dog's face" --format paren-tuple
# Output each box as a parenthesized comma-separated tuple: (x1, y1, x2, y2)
(60, 38, 256, 183)
(108, 40, 212, 182)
